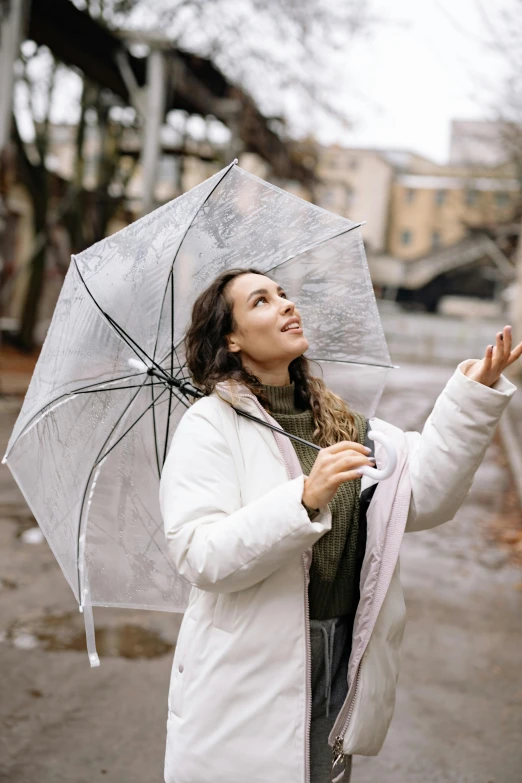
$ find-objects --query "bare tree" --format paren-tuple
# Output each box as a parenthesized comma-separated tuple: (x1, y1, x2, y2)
(8, 13, 140, 350)
(7, 0, 376, 349)
(110, 0, 377, 138)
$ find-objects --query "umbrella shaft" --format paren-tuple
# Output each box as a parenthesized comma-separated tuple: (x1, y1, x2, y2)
(147, 367, 319, 451)
(231, 406, 320, 452)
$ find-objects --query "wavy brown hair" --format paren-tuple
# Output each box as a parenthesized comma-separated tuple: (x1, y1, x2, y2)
(185, 268, 359, 447)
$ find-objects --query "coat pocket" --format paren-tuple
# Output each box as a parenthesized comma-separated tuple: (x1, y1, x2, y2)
(212, 591, 240, 633)
(212, 582, 262, 634)
(168, 615, 196, 718)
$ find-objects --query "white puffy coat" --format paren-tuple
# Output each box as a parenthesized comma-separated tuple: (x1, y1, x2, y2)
(159, 361, 516, 783)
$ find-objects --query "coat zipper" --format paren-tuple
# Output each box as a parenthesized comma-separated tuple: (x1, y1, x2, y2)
(330, 462, 409, 779)
(302, 551, 312, 783)
(242, 391, 313, 783)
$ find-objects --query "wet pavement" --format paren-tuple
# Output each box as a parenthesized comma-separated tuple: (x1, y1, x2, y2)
(0, 396, 181, 783)
(1, 362, 521, 782)
(352, 364, 522, 783)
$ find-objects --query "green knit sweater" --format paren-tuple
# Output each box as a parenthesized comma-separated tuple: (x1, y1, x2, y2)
(260, 382, 367, 620)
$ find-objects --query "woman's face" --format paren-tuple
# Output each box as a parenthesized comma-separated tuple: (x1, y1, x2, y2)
(226, 273, 309, 377)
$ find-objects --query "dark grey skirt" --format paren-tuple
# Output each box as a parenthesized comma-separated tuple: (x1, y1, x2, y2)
(309, 614, 353, 783)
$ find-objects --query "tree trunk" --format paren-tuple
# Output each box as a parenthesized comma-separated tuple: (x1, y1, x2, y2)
(16, 243, 46, 350)
(15, 170, 48, 351)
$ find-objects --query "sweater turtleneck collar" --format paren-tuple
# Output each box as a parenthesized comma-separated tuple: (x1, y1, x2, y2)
(260, 381, 307, 415)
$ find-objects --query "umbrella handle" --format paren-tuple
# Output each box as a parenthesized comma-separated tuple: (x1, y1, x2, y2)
(358, 430, 397, 481)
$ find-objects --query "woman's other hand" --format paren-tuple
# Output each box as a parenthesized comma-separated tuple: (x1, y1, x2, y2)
(462, 325, 522, 388)
(302, 441, 375, 510)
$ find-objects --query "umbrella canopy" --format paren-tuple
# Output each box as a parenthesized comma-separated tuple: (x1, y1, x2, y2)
(3, 161, 393, 665)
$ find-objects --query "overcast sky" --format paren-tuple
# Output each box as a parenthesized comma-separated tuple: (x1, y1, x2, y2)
(320, 0, 516, 163)
(18, 0, 519, 166)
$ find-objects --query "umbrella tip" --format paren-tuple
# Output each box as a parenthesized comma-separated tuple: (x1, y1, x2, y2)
(232, 158, 238, 165)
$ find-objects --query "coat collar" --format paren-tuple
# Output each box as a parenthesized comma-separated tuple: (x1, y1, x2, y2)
(212, 379, 302, 474)
(213, 379, 259, 410)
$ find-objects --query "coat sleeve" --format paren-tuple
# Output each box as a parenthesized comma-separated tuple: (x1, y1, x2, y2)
(159, 404, 332, 592)
(405, 360, 517, 533)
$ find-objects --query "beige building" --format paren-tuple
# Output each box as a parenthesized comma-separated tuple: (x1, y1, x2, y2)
(388, 162, 520, 261)
(316, 141, 520, 263)
(315, 139, 521, 316)
(315, 145, 394, 254)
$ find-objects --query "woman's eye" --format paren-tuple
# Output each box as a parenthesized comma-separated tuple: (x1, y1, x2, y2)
(254, 293, 286, 306)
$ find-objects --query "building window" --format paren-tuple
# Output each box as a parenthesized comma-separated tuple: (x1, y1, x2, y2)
(401, 229, 412, 246)
(405, 188, 416, 203)
(435, 189, 446, 205)
(349, 158, 359, 170)
(432, 231, 441, 249)
(344, 185, 354, 210)
(495, 192, 509, 207)
(465, 189, 478, 206)
(322, 186, 337, 207)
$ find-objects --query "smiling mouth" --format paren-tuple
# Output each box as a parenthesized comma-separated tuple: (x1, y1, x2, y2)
(281, 324, 302, 333)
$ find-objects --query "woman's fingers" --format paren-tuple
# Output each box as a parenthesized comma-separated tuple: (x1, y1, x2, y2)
(326, 440, 371, 456)
(334, 469, 367, 484)
(331, 451, 374, 473)
(491, 325, 522, 369)
(507, 339, 522, 367)
(504, 325, 513, 358)
(496, 331, 504, 363)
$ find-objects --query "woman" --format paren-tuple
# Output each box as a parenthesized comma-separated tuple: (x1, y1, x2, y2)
(159, 267, 520, 783)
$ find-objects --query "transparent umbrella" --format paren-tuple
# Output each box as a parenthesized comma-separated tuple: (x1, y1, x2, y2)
(3, 161, 394, 666)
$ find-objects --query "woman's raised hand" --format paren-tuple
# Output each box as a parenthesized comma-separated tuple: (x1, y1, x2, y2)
(302, 441, 375, 511)
(463, 325, 522, 387)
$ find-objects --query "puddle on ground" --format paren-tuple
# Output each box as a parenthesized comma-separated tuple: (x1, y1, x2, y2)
(0, 577, 17, 591)
(3, 613, 173, 659)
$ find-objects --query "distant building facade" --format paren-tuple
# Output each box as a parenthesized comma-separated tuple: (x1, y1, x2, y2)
(388, 163, 520, 261)
(315, 145, 394, 254)
(317, 132, 521, 315)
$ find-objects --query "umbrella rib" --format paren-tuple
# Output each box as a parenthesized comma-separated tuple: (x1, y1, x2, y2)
(151, 376, 162, 479)
(74, 378, 183, 596)
(151, 158, 238, 365)
(162, 270, 175, 468)
(75, 379, 155, 600)
(4, 371, 151, 458)
(76, 382, 160, 393)
(155, 224, 367, 373)
(260, 222, 365, 278)
(93, 386, 170, 468)
(151, 267, 173, 364)
(72, 259, 171, 384)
